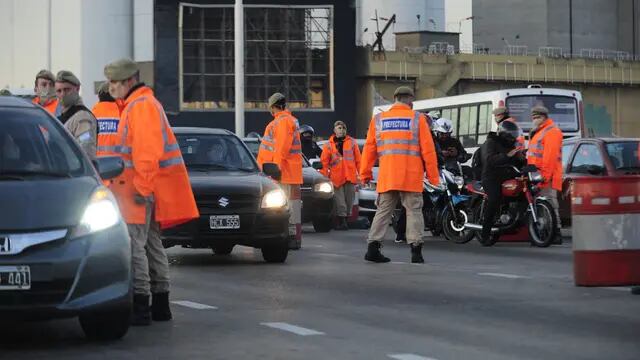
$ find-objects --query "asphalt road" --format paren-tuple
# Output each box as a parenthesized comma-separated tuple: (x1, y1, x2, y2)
(1, 226, 639, 360)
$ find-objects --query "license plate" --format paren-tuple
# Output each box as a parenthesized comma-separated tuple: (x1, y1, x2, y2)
(0, 266, 31, 290)
(210, 215, 240, 230)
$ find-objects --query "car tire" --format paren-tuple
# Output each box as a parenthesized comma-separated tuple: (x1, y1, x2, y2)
(79, 306, 131, 341)
(212, 244, 234, 255)
(262, 241, 289, 263)
(312, 217, 332, 233)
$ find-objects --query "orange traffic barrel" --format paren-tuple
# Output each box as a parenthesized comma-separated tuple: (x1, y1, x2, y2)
(571, 176, 640, 286)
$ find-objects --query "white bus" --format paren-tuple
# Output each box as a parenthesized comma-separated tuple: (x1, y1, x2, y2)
(373, 86, 584, 150)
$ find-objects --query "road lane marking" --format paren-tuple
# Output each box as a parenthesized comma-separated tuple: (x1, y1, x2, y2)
(314, 252, 348, 257)
(260, 322, 325, 336)
(171, 300, 218, 310)
(391, 261, 408, 265)
(477, 272, 529, 279)
(602, 287, 632, 292)
(388, 354, 438, 360)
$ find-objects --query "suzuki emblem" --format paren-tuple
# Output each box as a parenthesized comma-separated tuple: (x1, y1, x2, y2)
(0, 237, 9, 253)
(218, 197, 230, 208)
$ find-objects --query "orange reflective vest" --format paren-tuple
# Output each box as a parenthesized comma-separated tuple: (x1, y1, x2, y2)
(110, 86, 199, 228)
(527, 118, 563, 191)
(92, 100, 122, 157)
(360, 103, 440, 193)
(320, 135, 361, 188)
(256, 110, 303, 185)
(33, 97, 61, 116)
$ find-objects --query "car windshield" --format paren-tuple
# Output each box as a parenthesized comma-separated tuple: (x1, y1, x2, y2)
(243, 139, 310, 167)
(178, 134, 258, 172)
(0, 107, 87, 178)
(605, 141, 640, 170)
(506, 95, 579, 132)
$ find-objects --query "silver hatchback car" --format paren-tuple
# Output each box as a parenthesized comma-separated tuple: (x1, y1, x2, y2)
(0, 96, 132, 340)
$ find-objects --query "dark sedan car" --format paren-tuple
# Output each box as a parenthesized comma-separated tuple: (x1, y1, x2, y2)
(243, 138, 335, 232)
(163, 128, 290, 262)
(0, 96, 131, 340)
(559, 137, 640, 225)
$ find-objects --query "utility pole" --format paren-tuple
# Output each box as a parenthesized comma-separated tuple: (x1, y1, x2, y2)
(234, 0, 245, 136)
(569, 0, 573, 58)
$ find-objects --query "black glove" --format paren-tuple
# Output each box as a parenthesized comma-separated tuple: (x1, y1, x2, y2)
(134, 193, 147, 205)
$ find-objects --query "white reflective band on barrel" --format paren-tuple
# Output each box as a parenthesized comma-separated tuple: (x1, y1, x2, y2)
(572, 213, 640, 251)
(572, 197, 583, 205)
(619, 196, 636, 204)
(591, 197, 611, 206)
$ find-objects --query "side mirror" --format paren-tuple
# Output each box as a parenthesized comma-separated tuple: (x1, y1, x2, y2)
(312, 161, 323, 170)
(586, 165, 606, 175)
(93, 156, 124, 180)
(262, 162, 281, 181)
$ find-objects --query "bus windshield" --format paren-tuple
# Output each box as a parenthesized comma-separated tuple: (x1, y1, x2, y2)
(506, 95, 578, 133)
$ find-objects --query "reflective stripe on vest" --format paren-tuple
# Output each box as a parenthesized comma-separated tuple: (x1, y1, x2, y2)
(527, 125, 558, 158)
(118, 96, 184, 169)
(374, 112, 421, 158)
(265, 114, 301, 155)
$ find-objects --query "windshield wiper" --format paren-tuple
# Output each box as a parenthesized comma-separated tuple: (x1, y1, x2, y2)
(188, 164, 255, 172)
(0, 170, 72, 180)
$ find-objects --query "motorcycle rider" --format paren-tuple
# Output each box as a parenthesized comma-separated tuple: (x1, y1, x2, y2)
(433, 118, 469, 170)
(479, 120, 527, 246)
(299, 124, 323, 160)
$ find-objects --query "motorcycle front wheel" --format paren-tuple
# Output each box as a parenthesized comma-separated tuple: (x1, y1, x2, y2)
(442, 204, 474, 244)
(527, 199, 557, 248)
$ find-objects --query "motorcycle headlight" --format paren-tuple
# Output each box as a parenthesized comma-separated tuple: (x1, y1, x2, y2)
(454, 176, 464, 189)
(72, 187, 121, 238)
(261, 188, 287, 209)
(528, 171, 543, 184)
(314, 181, 334, 194)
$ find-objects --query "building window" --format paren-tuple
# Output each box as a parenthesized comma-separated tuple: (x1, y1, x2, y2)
(180, 4, 333, 111)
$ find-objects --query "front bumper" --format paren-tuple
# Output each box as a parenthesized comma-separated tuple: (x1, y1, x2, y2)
(163, 209, 289, 249)
(359, 188, 378, 217)
(0, 222, 132, 320)
(301, 189, 334, 223)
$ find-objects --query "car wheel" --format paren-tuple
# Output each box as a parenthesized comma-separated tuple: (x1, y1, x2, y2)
(212, 244, 234, 255)
(262, 241, 289, 263)
(79, 306, 131, 341)
(312, 217, 332, 233)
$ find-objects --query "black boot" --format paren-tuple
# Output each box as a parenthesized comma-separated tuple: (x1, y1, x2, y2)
(411, 243, 424, 264)
(552, 231, 563, 245)
(395, 232, 406, 243)
(364, 241, 390, 263)
(151, 292, 173, 321)
(337, 217, 349, 231)
(131, 294, 151, 326)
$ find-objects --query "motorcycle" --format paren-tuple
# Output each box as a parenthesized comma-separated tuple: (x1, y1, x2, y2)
(393, 161, 474, 244)
(463, 164, 558, 247)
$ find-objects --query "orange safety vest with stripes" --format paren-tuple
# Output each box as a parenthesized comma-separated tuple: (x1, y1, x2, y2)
(92, 100, 122, 157)
(109, 85, 199, 228)
(320, 135, 361, 188)
(256, 110, 303, 185)
(33, 97, 62, 117)
(527, 118, 563, 191)
(360, 103, 440, 193)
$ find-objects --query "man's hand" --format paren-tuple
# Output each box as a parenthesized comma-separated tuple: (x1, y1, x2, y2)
(448, 147, 458, 157)
(507, 148, 520, 157)
(134, 193, 148, 205)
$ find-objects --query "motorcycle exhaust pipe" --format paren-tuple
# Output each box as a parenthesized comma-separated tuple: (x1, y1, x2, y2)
(464, 223, 499, 232)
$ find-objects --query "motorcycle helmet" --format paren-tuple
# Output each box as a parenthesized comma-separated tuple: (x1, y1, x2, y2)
(433, 118, 453, 134)
(299, 124, 314, 136)
(497, 119, 522, 144)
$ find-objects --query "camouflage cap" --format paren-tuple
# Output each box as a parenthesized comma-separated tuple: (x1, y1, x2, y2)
(268, 92, 286, 108)
(35, 69, 55, 83)
(492, 106, 508, 116)
(56, 70, 81, 86)
(531, 105, 549, 116)
(104, 58, 139, 81)
(394, 86, 414, 97)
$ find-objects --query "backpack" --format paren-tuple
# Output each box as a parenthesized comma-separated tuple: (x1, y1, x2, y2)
(471, 146, 483, 181)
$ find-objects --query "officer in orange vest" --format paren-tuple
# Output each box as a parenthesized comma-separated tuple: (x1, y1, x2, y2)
(257, 92, 304, 249)
(527, 105, 564, 244)
(93, 82, 122, 158)
(104, 58, 199, 326)
(360, 86, 440, 263)
(32, 69, 62, 116)
(320, 120, 361, 231)
(493, 106, 525, 150)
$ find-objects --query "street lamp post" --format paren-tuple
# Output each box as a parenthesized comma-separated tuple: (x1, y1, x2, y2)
(234, 0, 245, 137)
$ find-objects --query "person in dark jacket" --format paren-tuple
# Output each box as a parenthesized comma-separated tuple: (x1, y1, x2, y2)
(299, 124, 323, 160)
(479, 120, 526, 245)
(433, 117, 469, 170)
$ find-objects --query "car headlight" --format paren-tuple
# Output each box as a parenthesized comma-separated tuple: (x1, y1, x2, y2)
(72, 187, 121, 238)
(314, 181, 334, 194)
(262, 188, 287, 209)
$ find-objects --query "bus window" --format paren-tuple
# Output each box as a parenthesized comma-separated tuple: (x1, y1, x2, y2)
(459, 106, 470, 136)
(506, 95, 578, 133)
(450, 108, 459, 135)
(441, 108, 451, 121)
(459, 105, 478, 147)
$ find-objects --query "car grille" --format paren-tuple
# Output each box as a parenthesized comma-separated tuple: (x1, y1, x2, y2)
(196, 194, 258, 213)
(0, 279, 72, 307)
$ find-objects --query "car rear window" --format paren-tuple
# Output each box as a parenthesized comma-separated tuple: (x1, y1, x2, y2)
(606, 141, 640, 171)
(1, 108, 88, 177)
